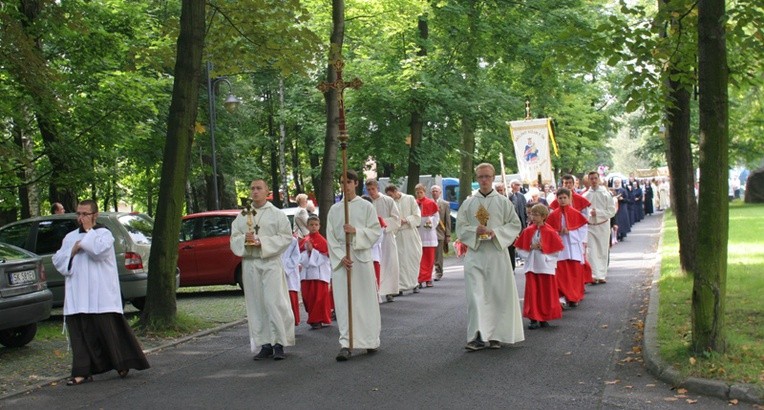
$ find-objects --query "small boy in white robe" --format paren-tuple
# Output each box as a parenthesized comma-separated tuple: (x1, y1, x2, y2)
(281, 237, 301, 326)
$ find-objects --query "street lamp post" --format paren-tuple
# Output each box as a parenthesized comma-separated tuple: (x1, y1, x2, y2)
(206, 61, 240, 210)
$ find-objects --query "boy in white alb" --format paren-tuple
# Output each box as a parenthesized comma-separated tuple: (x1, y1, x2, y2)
(282, 236, 301, 326)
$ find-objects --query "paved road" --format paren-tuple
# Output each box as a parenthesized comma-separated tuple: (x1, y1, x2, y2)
(1, 213, 746, 409)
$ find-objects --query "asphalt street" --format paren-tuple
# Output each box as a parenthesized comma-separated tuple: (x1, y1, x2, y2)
(1, 212, 746, 409)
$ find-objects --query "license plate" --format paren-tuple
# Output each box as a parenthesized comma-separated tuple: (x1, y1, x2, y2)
(9, 270, 36, 285)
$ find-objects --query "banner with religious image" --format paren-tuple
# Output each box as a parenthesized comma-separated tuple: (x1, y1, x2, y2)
(508, 118, 557, 184)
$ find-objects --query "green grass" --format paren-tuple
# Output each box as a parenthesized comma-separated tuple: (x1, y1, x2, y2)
(657, 202, 764, 387)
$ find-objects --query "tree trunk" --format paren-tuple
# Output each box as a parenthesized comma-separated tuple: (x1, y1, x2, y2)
(267, 92, 282, 208)
(309, 150, 320, 197)
(12, 119, 32, 218)
(407, 111, 423, 195)
(278, 77, 289, 204)
(661, 0, 698, 274)
(692, 0, 728, 354)
(290, 132, 303, 194)
(458, 115, 475, 204)
(317, 0, 344, 236)
(140, 0, 205, 329)
(665, 83, 698, 273)
(13, 0, 78, 211)
(405, 15, 428, 195)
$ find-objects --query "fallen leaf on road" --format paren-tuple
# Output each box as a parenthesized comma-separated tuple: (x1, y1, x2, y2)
(729, 399, 739, 405)
(625, 385, 633, 389)
(686, 399, 698, 404)
(646, 384, 656, 387)
(676, 388, 688, 394)
(604, 380, 620, 385)
(565, 351, 572, 355)
(601, 324, 609, 329)
(664, 397, 679, 401)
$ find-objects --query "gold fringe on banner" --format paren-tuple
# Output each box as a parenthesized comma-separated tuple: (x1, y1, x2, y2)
(547, 119, 559, 157)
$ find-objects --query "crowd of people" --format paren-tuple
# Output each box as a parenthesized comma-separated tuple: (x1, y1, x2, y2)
(229, 168, 671, 362)
(52, 169, 670, 386)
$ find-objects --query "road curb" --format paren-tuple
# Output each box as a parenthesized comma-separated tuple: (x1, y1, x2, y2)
(642, 217, 763, 405)
(0, 318, 247, 402)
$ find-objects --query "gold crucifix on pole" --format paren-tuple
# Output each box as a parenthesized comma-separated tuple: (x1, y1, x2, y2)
(317, 56, 362, 350)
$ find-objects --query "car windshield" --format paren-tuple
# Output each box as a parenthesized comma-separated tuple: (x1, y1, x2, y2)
(119, 214, 153, 244)
(0, 243, 33, 261)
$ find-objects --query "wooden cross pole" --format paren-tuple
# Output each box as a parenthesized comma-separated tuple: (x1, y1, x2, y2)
(317, 57, 362, 350)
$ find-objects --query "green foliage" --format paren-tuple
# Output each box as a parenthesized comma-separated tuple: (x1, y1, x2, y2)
(2, 0, 761, 218)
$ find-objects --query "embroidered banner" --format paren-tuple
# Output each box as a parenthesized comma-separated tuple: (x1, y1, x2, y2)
(508, 118, 557, 184)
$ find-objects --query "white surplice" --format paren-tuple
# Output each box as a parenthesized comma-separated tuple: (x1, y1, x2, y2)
(281, 237, 301, 292)
(53, 227, 123, 315)
(372, 194, 401, 296)
(327, 196, 382, 349)
(456, 190, 524, 344)
(230, 202, 295, 351)
(394, 194, 422, 292)
(583, 186, 617, 281)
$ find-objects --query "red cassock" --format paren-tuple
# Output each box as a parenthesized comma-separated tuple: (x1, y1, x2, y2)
(550, 192, 593, 287)
(515, 224, 564, 321)
(546, 206, 589, 303)
(289, 290, 300, 326)
(299, 232, 332, 326)
(417, 197, 439, 283)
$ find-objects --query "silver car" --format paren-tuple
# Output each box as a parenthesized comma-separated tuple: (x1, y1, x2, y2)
(0, 212, 154, 310)
(0, 241, 53, 347)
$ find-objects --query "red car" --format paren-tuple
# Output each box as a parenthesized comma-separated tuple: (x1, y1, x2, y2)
(178, 210, 243, 288)
(177, 208, 301, 288)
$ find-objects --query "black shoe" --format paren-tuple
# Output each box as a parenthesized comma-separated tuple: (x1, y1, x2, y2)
(336, 347, 351, 361)
(273, 344, 285, 360)
(488, 340, 502, 349)
(366, 348, 378, 354)
(540, 321, 550, 328)
(465, 339, 486, 351)
(568, 302, 578, 308)
(528, 320, 540, 330)
(413, 287, 420, 294)
(253, 344, 273, 360)
(385, 294, 394, 302)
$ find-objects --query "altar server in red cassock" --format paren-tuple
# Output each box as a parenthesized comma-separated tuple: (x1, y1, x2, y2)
(550, 174, 594, 286)
(515, 203, 565, 329)
(415, 184, 440, 288)
(299, 216, 333, 329)
(547, 188, 589, 308)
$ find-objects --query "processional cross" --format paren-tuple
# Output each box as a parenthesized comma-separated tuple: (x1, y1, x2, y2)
(317, 57, 362, 349)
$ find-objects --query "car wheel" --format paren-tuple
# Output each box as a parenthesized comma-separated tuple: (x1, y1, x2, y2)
(131, 297, 146, 311)
(0, 323, 38, 348)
